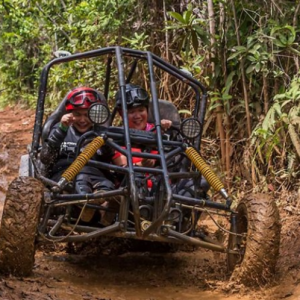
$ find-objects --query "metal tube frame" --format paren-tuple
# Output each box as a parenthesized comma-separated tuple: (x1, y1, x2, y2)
(32, 46, 239, 255)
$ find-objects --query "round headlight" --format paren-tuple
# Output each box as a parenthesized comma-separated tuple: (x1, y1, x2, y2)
(180, 118, 201, 139)
(88, 103, 110, 125)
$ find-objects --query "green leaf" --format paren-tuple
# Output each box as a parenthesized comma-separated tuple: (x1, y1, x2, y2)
(183, 10, 192, 24)
(247, 55, 257, 62)
(179, 109, 192, 115)
(234, 46, 247, 51)
(262, 103, 281, 131)
(279, 33, 288, 46)
(191, 30, 198, 52)
(273, 102, 282, 116)
(246, 64, 255, 74)
(224, 71, 235, 94)
(167, 11, 185, 24)
(273, 39, 285, 48)
(221, 94, 232, 101)
(227, 52, 242, 61)
(209, 102, 223, 111)
(255, 62, 261, 72)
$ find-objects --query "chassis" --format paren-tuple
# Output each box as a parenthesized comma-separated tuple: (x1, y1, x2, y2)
(0, 47, 280, 285)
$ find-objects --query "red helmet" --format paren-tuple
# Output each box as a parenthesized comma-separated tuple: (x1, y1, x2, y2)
(65, 87, 106, 111)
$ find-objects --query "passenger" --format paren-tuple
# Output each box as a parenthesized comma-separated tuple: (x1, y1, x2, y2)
(112, 83, 209, 195)
(112, 83, 172, 168)
(40, 87, 116, 225)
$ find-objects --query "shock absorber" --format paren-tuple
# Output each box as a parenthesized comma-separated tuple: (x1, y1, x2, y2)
(55, 136, 105, 191)
(185, 145, 231, 207)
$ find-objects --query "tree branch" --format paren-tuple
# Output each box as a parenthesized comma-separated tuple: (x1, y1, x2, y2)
(35, 3, 72, 43)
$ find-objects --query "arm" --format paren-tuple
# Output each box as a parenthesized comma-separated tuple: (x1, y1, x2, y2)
(40, 113, 74, 164)
(161, 119, 172, 131)
(113, 154, 128, 167)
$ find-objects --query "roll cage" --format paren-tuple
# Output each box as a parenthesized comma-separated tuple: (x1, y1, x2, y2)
(31, 46, 233, 250)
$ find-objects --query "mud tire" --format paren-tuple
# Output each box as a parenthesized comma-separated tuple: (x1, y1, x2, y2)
(0, 176, 44, 276)
(227, 193, 281, 286)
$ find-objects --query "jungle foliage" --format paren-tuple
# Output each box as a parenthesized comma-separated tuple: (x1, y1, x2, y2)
(1, 0, 300, 194)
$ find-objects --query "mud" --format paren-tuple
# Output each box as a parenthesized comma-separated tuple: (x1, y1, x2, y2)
(0, 105, 300, 300)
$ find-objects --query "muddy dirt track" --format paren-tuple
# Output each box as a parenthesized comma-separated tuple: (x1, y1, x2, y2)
(0, 106, 300, 300)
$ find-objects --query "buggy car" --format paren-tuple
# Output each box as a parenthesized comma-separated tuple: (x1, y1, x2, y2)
(0, 46, 280, 285)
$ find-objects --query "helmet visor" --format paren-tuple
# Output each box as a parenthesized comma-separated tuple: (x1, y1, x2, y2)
(67, 90, 100, 107)
(126, 88, 149, 107)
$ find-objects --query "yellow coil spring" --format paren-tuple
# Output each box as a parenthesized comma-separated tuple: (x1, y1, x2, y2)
(185, 147, 224, 192)
(61, 136, 105, 182)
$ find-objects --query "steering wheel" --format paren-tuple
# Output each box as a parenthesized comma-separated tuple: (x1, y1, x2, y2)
(149, 125, 183, 143)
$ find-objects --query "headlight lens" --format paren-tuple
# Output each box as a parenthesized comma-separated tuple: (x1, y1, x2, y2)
(88, 103, 110, 125)
(180, 118, 201, 139)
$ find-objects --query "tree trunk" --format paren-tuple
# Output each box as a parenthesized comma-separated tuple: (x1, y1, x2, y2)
(207, 0, 227, 175)
(230, 0, 256, 186)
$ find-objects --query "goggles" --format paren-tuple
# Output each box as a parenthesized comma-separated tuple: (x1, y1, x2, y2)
(66, 90, 101, 107)
(126, 88, 149, 106)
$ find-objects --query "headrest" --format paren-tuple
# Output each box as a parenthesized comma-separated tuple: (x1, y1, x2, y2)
(41, 96, 68, 143)
(148, 100, 181, 128)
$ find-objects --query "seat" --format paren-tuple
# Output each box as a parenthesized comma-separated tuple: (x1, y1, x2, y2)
(41, 96, 68, 143)
(147, 99, 181, 128)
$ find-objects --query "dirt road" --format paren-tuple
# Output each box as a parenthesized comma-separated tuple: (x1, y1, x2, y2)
(0, 106, 300, 300)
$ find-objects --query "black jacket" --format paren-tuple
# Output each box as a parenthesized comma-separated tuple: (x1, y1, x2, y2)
(40, 123, 113, 179)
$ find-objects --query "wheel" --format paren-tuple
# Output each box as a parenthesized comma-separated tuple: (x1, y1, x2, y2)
(227, 193, 281, 285)
(0, 176, 44, 276)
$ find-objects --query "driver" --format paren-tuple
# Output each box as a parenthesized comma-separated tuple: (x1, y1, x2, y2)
(40, 87, 116, 224)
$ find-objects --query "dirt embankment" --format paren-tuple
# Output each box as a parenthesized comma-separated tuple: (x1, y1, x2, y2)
(0, 105, 300, 300)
